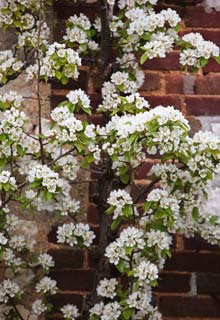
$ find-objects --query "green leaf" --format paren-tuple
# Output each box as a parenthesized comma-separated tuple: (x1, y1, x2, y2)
(192, 207, 199, 221)
(120, 173, 130, 185)
(122, 308, 135, 320)
(105, 206, 115, 215)
(17, 144, 25, 157)
(116, 259, 126, 273)
(0, 158, 6, 169)
(140, 51, 149, 65)
(42, 190, 54, 202)
(111, 217, 122, 231)
(125, 246, 133, 255)
(61, 76, 69, 85)
(213, 56, 220, 64)
(122, 205, 133, 218)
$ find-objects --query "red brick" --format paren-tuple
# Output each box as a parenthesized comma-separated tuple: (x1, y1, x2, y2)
(195, 75, 220, 95)
(185, 96, 220, 116)
(159, 295, 220, 317)
(165, 252, 220, 273)
(197, 273, 220, 295)
(187, 116, 202, 136)
(165, 74, 184, 94)
(88, 114, 104, 126)
(204, 59, 220, 73)
(49, 293, 84, 312)
(50, 269, 96, 291)
(154, 272, 191, 293)
(134, 161, 154, 179)
(51, 70, 89, 91)
(48, 248, 84, 268)
(185, 6, 220, 28)
(87, 203, 100, 224)
(144, 95, 182, 109)
(143, 52, 181, 71)
(140, 72, 161, 91)
(184, 235, 219, 251)
(54, 3, 98, 20)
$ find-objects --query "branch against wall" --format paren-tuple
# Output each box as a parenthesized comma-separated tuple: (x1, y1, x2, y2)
(0, 1, 220, 320)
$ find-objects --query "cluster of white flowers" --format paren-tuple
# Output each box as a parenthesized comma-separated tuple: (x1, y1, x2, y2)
(26, 42, 81, 83)
(27, 164, 63, 194)
(182, 131, 220, 179)
(99, 106, 189, 175)
(0, 232, 8, 248)
(0, 170, 17, 190)
(107, 189, 133, 219)
(110, 6, 180, 56)
(113, 0, 158, 9)
(56, 155, 79, 181)
(32, 299, 47, 316)
(0, 0, 38, 29)
(55, 197, 80, 217)
(64, 14, 99, 52)
(98, 53, 145, 113)
(0, 279, 20, 303)
(1, 106, 27, 141)
(134, 260, 158, 283)
(18, 21, 50, 49)
(35, 276, 57, 295)
(141, 32, 175, 60)
(180, 33, 220, 69)
(67, 89, 91, 109)
(145, 188, 180, 229)
(57, 222, 95, 247)
(124, 285, 162, 320)
(105, 226, 145, 265)
(97, 278, 118, 299)
(51, 105, 84, 142)
(38, 253, 55, 271)
(0, 91, 23, 110)
(146, 230, 172, 252)
(0, 50, 23, 84)
(61, 304, 79, 320)
(3, 248, 23, 270)
(89, 301, 122, 320)
(9, 235, 27, 252)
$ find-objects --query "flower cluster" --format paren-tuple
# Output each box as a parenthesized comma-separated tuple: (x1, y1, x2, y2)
(106, 189, 136, 226)
(0, 50, 23, 84)
(105, 226, 145, 266)
(61, 304, 79, 320)
(100, 105, 189, 180)
(97, 278, 118, 299)
(27, 42, 82, 84)
(0, 171, 17, 192)
(60, 89, 92, 115)
(64, 13, 99, 53)
(0, 279, 20, 303)
(0, 1, 38, 30)
(36, 276, 57, 295)
(32, 299, 47, 316)
(18, 21, 50, 50)
(57, 222, 95, 248)
(89, 301, 122, 320)
(180, 33, 220, 70)
(27, 164, 63, 194)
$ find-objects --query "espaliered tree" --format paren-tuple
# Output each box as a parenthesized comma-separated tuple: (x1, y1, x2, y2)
(0, 1, 220, 319)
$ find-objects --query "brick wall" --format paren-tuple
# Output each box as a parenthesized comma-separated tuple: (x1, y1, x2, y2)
(48, 1, 220, 319)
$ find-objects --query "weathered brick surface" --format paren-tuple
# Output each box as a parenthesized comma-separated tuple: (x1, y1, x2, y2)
(49, 1, 220, 319)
